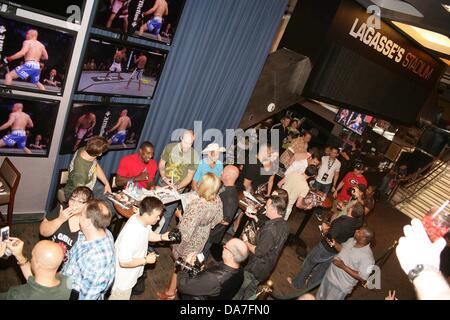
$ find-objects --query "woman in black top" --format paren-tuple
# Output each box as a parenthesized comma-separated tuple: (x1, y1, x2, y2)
(39, 187, 93, 260)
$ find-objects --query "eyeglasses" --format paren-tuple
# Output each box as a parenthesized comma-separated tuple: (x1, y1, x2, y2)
(69, 197, 87, 204)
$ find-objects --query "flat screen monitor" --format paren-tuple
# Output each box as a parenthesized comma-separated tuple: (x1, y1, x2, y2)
(93, 0, 186, 45)
(335, 108, 373, 136)
(3, 1, 85, 24)
(0, 94, 59, 157)
(76, 37, 167, 99)
(0, 14, 76, 95)
(60, 102, 150, 154)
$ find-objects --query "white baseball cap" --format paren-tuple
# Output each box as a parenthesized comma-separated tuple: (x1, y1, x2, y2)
(202, 143, 226, 154)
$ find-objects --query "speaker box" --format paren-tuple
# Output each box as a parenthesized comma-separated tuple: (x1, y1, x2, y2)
(239, 48, 312, 129)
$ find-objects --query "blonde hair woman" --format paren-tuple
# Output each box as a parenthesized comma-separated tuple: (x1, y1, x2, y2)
(157, 173, 223, 300)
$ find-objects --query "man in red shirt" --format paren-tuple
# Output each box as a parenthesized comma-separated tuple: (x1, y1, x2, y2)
(333, 162, 367, 203)
(116, 141, 158, 189)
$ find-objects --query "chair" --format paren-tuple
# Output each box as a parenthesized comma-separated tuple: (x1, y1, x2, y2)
(0, 157, 21, 227)
(108, 173, 126, 238)
(56, 169, 69, 205)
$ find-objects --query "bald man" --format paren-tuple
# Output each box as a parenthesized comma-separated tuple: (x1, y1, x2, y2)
(204, 165, 240, 258)
(157, 129, 199, 233)
(4, 29, 48, 91)
(0, 238, 72, 300)
(316, 227, 375, 300)
(0, 103, 34, 154)
(178, 238, 249, 300)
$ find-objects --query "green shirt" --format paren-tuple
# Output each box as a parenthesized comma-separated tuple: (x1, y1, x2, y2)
(0, 274, 72, 300)
(64, 148, 97, 196)
(161, 143, 199, 186)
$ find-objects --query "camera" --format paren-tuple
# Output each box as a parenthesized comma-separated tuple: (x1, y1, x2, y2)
(147, 244, 159, 257)
(347, 187, 355, 197)
(175, 254, 205, 276)
(168, 228, 182, 243)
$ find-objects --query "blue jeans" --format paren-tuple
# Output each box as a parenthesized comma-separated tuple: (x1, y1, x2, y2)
(292, 242, 335, 289)
(314, 181, 332, 195)
(313, 181, 332, 218)
(160, 201, 179, 234)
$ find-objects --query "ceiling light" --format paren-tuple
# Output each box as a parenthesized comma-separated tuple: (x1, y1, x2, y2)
(392, 21, 450, 56)
(442, 4, 450, 13)
(370, 0, 424, 17)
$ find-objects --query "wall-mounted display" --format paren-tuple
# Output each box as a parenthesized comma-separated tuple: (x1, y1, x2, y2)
(0, 15, 76, 95)
(0, 94, 59, 157)
(2, 0, 86, 24)
(76, 37, 167, 99)
(93, 0, 186, 45)
(335, 108, 373, 136)
(60, 102, 150, 154)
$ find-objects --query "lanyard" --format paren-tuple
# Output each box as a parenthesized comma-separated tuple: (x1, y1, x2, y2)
(327, 158, 335, 171)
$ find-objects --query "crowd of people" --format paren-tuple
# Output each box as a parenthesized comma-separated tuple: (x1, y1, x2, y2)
(0, 115, 449, 300)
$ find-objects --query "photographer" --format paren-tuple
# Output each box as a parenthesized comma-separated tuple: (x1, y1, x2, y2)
(109, 196, 172, 300)
(0, 238, 73, 300)
(233, 194, 289, 300)
(177, 239, 249, 300)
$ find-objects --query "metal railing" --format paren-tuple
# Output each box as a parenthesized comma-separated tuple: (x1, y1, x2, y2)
(390, 145, 450, 207)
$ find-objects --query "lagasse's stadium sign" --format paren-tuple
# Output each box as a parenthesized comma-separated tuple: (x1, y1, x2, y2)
(348, 18, 434, 81)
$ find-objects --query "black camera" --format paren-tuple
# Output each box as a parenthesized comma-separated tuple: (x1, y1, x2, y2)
(168, 228, 182, 243)
(347, 187, 355, 196)
(174, 256, 204, 276)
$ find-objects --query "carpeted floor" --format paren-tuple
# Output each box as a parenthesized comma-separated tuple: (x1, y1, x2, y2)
(0, 200, 417, 300)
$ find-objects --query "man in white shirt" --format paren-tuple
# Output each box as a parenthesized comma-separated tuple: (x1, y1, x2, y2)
(109, 197, 171, 300)
(314, 147, 341, 221)
(316, 227, 375, 300)
(281, 165, 318, 221)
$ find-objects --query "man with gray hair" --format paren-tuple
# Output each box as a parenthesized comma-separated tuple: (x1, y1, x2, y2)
(177, 238, 249, 300)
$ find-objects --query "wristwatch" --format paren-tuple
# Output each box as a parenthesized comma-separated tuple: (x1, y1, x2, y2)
(407, 264, 439, 283)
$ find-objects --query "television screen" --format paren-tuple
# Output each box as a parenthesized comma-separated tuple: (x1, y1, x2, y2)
(94, 0, 186, 45)
(60, 102, 150, 154)
(4, 1, 85, 23)
(0, 94, 59, 157)
(76, 37, 166, 98)
(0, 15, 75, 95)
(335, 108, 372, 136)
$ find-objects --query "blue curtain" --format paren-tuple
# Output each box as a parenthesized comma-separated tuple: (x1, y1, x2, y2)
(47, 0, 288, 210)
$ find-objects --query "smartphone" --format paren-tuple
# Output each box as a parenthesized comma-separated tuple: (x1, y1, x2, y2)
(1, 226, 9, 242)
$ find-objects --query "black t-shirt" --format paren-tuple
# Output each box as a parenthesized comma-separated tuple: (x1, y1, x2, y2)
(239, 160, 276, 192)
(46, 205, 80, 258)
(322, 215, 363, 253)
(219, 186, 239, 223)
(209, 187, 239, 244)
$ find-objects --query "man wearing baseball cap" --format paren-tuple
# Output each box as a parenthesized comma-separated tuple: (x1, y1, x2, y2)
(333, 162, 367, 203)
(192, 143, 226, 191)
